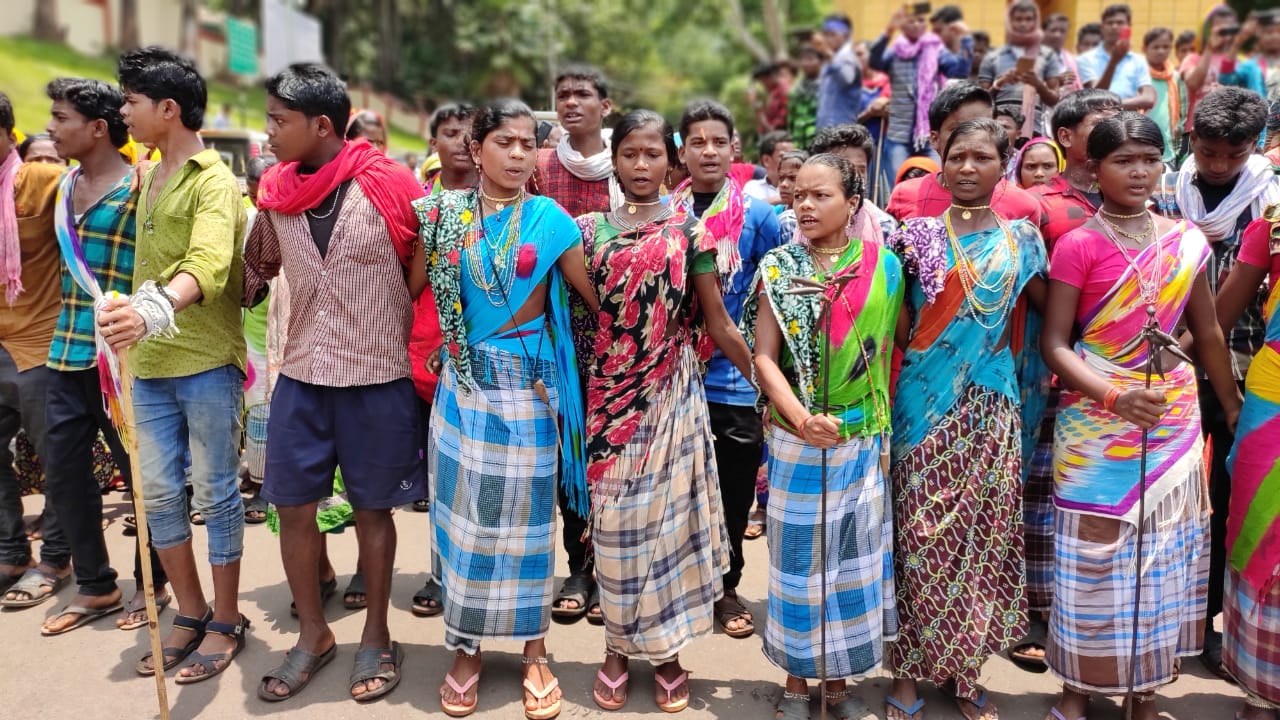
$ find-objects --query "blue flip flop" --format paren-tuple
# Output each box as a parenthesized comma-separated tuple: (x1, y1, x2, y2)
(886, 695, 925, 719)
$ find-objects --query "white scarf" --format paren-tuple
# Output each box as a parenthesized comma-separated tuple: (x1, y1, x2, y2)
(554, 131, 624, 210)
(1175, 154, 1280, 242)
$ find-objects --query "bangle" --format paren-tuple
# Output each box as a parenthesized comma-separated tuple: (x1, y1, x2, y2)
(797, 414, 815, 435)
(1103, 386, 1122, 412)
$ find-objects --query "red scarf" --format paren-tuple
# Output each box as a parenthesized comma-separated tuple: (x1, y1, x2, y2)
(257, 139, 424, 265)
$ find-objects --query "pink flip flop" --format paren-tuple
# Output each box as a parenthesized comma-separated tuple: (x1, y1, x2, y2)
(593, 668, 629, 711)
(655, 670, 689, 713)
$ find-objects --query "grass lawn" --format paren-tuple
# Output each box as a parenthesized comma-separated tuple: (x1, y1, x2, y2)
(0, 36, 425, 155)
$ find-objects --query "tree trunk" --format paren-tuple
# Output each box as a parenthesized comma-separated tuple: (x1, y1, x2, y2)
(761, 0, 786, 60)
(179, 0, 198, 56)
(724, 0, 772, 64)
(33, 0, 60, 42)
(375, 0, 399, 92)
(120, 0, 140, 51)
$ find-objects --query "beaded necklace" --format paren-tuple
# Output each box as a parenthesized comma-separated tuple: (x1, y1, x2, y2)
(1097, 212, 1164, 311)
(467, 195, 524, 307)
(943, 209, 1020, 330)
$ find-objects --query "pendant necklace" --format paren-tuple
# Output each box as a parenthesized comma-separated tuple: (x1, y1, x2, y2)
(950, 202, 992, 221)
(625, 198, 663, 215)
(480, 188, 522, 211)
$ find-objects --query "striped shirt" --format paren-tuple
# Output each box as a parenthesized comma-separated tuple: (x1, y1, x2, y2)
(869, 34, 974, 144)
(47, 174, 137, 371)
(243, 183, 414, 387)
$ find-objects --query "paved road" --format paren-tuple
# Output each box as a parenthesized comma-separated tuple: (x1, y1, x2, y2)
(0, 493, 1244, 719)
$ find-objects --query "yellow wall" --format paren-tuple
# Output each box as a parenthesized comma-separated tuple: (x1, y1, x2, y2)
(833, 0, 1221, 49)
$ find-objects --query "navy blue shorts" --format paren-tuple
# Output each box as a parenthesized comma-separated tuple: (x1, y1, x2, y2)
(261, 376, 423, 510)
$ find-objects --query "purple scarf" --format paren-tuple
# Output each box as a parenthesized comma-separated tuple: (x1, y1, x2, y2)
(0, 150, 22, 305)
(890, 32, 945, 150)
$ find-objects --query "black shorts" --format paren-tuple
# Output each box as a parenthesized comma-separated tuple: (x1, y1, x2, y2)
(261, 376, 423, 510)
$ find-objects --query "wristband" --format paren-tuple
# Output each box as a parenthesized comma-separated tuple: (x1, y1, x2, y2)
(1103, 386, 1122, 413)
(797, 414, 815, 436)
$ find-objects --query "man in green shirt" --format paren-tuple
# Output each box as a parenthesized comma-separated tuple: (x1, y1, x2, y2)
(98, 46, 249, 684)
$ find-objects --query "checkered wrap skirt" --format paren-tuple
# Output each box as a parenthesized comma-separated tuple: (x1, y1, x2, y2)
(431, 344, 559, 647)
(1046, 468, 1208, 694)
(1224, 569, 1280, 706)
(763, 429, 897, 679)
(593, 348, 729, 662)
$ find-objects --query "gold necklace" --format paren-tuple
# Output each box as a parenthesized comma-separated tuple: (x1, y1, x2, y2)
(809, 239, 852, 256)
(624, 198, 663, 215)
(1100, 207, 1147, 220)
(950, 202, 992, 220)
(943, 211, 1020, 329)
(480, 187, 522, 210)
(1100, 214, 1154, 243)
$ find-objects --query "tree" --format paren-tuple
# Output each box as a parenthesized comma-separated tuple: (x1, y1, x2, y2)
(33, 0, 60, 43)
(120, 0, 140, 51)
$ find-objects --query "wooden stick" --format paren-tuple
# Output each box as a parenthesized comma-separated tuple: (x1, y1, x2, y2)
(118, 349, 170, 720)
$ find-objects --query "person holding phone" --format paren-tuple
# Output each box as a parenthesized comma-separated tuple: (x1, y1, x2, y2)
(1181, 5, 1266, 155)
(1240, 11, 1280, 102)
(869, 3, 974, 189)
(1077, 4, 1156, 111)
(978, 0, 1063, 145)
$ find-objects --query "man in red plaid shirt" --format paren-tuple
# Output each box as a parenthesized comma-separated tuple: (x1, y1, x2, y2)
(530, 65, 614, 220)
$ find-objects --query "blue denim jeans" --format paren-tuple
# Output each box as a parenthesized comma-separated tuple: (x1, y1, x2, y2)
(884, 139, 940, 191)
(134, 365, 244, 565)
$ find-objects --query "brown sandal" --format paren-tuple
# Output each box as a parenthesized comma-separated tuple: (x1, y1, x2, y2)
(715, 590, 755, 638)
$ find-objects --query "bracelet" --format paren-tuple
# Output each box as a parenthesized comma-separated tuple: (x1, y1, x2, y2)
(797, 414, 815, 435)
(1103, 386, 1122, 412)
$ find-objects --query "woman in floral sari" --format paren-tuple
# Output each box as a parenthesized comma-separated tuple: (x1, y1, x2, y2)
(1041, 113, 1239, 720)
(413, 99, 599, 720)
(1215, 211, 1280, 720)
(745, 153, 904, 720)
(886, 118, 1048, 720)
(580, 109, 753, 714)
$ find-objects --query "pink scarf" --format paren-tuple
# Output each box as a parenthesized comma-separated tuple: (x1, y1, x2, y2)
(1006, 3, 1045, 140)
(890, 32, 945, 150)
(0, 150, 21, 304)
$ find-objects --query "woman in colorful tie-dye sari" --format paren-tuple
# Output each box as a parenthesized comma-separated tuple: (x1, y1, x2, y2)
(1041, 112, 1240, 720)
(1216, 210, 1280, 720)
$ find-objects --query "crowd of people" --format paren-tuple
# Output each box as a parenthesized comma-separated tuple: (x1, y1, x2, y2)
(1, 2, 1279, 720)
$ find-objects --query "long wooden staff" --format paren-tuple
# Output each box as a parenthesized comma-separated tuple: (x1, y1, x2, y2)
(117, 349, 170, 720)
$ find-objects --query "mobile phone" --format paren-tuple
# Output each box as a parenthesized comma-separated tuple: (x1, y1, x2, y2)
(905, 2, 931, 16)
(1220, 25, 1241, 37)
(1015, 57, 1036, 74)
(1119, 27, 1132, 41)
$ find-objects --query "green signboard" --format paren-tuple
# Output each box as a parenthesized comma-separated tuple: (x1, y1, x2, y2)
(227, 17, 259, 76)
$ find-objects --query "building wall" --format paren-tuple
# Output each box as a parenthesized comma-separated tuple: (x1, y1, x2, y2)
(833, 0, 1220, 50)
(0, 0, 216, 72)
